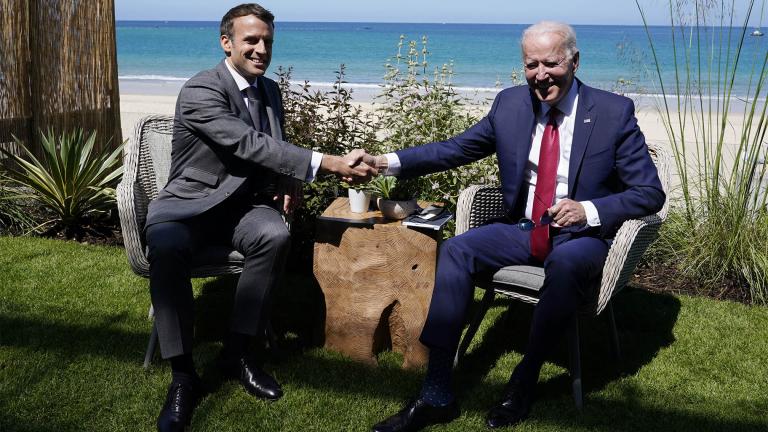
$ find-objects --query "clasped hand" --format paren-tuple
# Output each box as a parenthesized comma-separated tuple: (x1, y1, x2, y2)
(276, 150, 379, 214)
(319, 149, 381, 185)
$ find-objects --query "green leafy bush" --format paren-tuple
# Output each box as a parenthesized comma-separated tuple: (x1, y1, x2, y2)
(277, 36, 510, 265)
(0, 129, 123, 237)
(374, 35, 500, 207)
(276, 65, 379, 268)
(637, 0, 768, 304)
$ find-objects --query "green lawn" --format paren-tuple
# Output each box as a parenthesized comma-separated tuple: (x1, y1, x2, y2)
(0, 236, 766, 431)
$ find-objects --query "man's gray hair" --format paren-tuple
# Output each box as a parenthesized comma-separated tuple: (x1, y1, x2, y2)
(521, 21, 578, 59)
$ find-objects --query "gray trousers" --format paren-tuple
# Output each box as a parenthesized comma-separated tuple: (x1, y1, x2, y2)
(145, 197, 290, 359)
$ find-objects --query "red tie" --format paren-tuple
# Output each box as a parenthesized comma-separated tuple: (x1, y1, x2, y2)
(530, 108, 560, 262)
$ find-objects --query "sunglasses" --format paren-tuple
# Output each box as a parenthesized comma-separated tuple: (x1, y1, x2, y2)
(517, 213, 554, 231)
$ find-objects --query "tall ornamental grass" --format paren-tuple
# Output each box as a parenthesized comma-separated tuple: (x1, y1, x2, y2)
(0, 175, 36, 234)
(637, 0, 768, 303)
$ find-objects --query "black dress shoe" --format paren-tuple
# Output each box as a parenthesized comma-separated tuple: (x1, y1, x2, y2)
(485, 379, 534, 429)
(157, 380, 199, 432)
(371, 398, 460, 432)
(220, 355, 283, 401)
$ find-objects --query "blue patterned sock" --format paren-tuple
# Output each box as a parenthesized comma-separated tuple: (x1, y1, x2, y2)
(419, 346, 455, 406)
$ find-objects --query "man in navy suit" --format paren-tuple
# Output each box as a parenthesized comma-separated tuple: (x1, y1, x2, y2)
(366, 21, 665, 431)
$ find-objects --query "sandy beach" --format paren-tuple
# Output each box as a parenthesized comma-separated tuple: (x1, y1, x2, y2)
(117, 95, 686, 141)
(118, 81, 751, 172)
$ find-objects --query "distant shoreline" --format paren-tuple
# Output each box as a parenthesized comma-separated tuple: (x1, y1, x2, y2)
(118, 78, 764, 111)
(118, 78, 503, 103)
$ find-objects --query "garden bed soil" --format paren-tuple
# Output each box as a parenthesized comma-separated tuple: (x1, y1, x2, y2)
(631, 262, 751, 304)
(46, 221, 124, 247)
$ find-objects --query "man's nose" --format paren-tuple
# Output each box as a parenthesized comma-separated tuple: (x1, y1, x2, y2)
(535, 67, 549, 81)
(254, 40, 267, 54)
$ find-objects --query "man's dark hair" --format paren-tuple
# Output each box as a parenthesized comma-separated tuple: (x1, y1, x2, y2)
(220, 3, 275, 38)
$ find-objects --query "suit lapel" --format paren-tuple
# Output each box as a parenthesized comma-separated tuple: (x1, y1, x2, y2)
(515, 90, 539, 183)
(257, 77, 283, 140)
(216, 61, 252, 126)
(568, 82, 597, 196)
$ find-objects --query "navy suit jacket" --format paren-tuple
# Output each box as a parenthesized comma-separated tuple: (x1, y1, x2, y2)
(395, 81, 665, 239)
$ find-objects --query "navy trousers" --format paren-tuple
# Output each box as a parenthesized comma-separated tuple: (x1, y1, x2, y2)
(420, 220, 610, 381)
(145, 197, 291, 359)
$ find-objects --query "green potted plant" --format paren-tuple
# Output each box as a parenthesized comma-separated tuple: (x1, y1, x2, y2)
(367, 176, 420, 219)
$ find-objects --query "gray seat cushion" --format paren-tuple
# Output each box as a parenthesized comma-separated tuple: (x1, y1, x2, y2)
(144, 244, 245, 268)
(491, 265, 545, 297)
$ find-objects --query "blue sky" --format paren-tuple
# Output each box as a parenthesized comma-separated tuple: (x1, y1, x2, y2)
(113, 0, 765, 26)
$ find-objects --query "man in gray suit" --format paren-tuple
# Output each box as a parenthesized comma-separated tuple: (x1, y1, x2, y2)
(145, 4, 375, 431)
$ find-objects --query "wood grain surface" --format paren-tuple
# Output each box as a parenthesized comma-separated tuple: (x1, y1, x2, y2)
(314, 198, 441, 369)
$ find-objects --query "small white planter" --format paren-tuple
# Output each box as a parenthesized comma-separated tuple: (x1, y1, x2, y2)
(377, 198, 419, 220)
(348, 189, 372, 213)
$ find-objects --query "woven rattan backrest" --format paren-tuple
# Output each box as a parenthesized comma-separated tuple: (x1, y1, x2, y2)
(467, 187, 506, 228)
(133, 115, 174, 228)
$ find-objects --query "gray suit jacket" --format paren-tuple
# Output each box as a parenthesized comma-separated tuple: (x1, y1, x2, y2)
(146, 60, 312, 226)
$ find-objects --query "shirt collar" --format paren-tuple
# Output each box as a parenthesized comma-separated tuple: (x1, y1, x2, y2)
(541, 79, 578, 118)
(224, 58, 258, 92)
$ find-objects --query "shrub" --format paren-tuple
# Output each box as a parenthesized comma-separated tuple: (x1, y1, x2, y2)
(637, 0, 768, 303)
(374, 35, 500, 208)
(276, 65, 378, 269)
(276, 36, 506, 265)
(0, 129, 123, 237)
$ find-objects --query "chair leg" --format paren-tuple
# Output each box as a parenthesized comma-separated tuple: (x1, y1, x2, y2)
(143, 304, 157, 369)
(264, 321, 285, 360)
(606, 302, 622, 362)
(144, 321, 159, 369)
(567, 315, 583, 411)
(454, 287, 496, 367)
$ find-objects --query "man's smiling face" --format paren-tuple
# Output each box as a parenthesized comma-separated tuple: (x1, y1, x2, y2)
(220, 14, 273, 83)
(522, 32, 579, 105)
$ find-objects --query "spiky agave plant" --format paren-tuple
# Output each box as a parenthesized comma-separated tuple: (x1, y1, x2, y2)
(1, 129, 123, 235)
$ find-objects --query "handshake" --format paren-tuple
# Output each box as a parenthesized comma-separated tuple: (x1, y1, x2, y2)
(318, 149, 385, 184)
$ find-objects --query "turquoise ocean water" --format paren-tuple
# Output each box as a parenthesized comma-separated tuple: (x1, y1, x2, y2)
(117, 21, 766, 99)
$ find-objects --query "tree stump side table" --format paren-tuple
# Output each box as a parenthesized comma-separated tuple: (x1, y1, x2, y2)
(313, 197, 442, 369)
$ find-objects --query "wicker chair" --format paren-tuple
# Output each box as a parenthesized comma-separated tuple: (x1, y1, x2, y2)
(117, 115, 245, 368)
(452, 140, 671, 410)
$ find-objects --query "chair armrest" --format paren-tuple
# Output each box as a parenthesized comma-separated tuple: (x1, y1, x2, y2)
(117, 180, 150, 277)
(595, 214, 663, 314)
(116, 119, 152, 278)
(455, 185, 505, 235)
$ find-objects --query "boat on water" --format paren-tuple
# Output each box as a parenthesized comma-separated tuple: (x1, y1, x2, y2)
(751, 29, 764, 36)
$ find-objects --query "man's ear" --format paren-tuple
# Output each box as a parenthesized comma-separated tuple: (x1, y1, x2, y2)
(220, 34, 232, 57)
(572, 51, 580, 72)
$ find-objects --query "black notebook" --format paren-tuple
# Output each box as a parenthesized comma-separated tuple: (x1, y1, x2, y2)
(402, 205, 453, 230)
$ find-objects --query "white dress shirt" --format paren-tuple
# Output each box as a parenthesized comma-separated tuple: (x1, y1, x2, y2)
(224, 59, 323, 182)
(383, 81, 600, 227)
